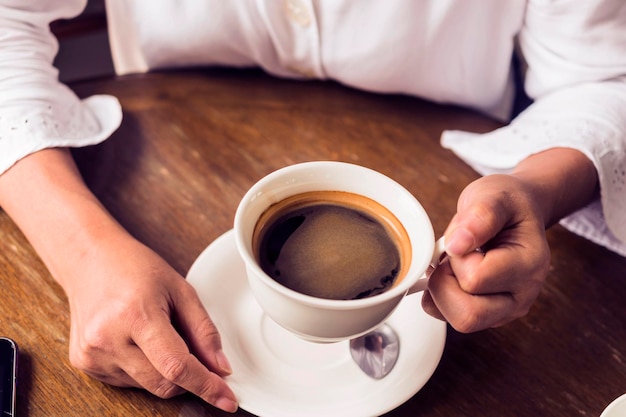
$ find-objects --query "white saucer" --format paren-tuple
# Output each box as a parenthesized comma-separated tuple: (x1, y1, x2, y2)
(187, 230, 446, 417)
(601, 393, 626, 417)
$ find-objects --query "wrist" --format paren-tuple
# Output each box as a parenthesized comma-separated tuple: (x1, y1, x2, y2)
(510, 147, 598, 228)
(0, 148, 128, 289)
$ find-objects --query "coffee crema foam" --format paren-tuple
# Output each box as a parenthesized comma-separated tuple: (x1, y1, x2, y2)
(253, 191, 412, 300)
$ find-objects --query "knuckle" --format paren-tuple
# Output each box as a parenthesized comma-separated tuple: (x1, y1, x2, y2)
(69, 347, 94, 371)
(195, 377, 220, 401)
(451, 254, 485, 294)
(70, 331, 110, 372)
(516, 304, 532, 319)
(467, 200, 500, 230)
(126, 306, 154, 337)
(513, 286, 541, 318)
(150, 379, 181, 399)
(450, 309, 483, 334)
(459, 270, 483, 295)
(159, 354, 189, 383)
(81, 328, 109, 352)
(194, 315, 220, 340)
(525, 253, 551, 290)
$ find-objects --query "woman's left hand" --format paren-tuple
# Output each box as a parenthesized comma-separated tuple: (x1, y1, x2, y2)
(421, 173, 551, 332)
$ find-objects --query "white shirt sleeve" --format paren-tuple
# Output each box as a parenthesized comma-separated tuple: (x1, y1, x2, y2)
(441, 0, 626, 256)
(0, 0, 122, 175)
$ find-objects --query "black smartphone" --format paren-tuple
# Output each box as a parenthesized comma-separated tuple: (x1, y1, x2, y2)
(0, 337, 17, 417)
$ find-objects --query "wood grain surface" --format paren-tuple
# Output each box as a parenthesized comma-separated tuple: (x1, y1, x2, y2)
(1, 68, 624, 417)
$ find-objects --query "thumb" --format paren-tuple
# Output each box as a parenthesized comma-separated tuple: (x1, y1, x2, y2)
(444, 182, 511, 257)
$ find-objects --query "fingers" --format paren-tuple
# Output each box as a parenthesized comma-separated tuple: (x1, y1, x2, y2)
(424, 258, 526, 332)
(69, 286, 238, 412)
(424, 231, 549, 332)
(129, 284, 237, 412)
(171, 285, 232, 377)
(82, 345, 187, 398)
(421, 290, 445, 322)
(138, 328, 238, 412)
(71, 310, 238, 413)
(424, 175, 551, 332)
(63, 234, 238, 412)
(448, 244, 523, 295)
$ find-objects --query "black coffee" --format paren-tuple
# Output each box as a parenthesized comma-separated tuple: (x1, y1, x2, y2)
(253, 191, 410, 300)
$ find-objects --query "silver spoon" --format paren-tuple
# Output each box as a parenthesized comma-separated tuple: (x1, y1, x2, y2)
(349, 323, 400, 379)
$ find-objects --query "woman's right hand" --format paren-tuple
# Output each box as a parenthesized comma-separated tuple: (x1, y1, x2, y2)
(0, 148, 238, 412)
(64, 231, 238, 413)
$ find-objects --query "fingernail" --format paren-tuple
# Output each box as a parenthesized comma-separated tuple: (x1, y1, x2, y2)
(445, 228, 475, 256)
(215, 397, 238, 413)
(216, 350, 232, 374)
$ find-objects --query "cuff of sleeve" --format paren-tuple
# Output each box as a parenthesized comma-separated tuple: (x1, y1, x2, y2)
(440, 82, 626, 256)
(0, 94, 123, 175)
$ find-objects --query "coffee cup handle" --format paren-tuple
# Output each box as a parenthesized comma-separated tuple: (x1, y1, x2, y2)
(407, 237, 446, 295)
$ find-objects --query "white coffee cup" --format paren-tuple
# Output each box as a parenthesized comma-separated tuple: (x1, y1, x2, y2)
(234, 161, 444, 342)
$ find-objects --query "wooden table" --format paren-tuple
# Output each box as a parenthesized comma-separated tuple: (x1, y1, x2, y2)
(1, 69, 625, 417)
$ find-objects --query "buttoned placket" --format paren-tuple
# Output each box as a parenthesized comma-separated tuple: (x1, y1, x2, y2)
(284, 0, 324, 78)
(257, 0, 324, 79)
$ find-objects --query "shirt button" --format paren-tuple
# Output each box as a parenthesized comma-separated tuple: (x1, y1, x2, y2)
(284, 0, 311, 27)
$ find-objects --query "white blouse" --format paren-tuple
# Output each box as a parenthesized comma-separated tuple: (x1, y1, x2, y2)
(1, 0, 625, 256)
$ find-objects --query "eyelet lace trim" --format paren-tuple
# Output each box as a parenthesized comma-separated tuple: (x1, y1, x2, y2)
(442, 113, 626, 257)
(0, 95, 122, 175)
